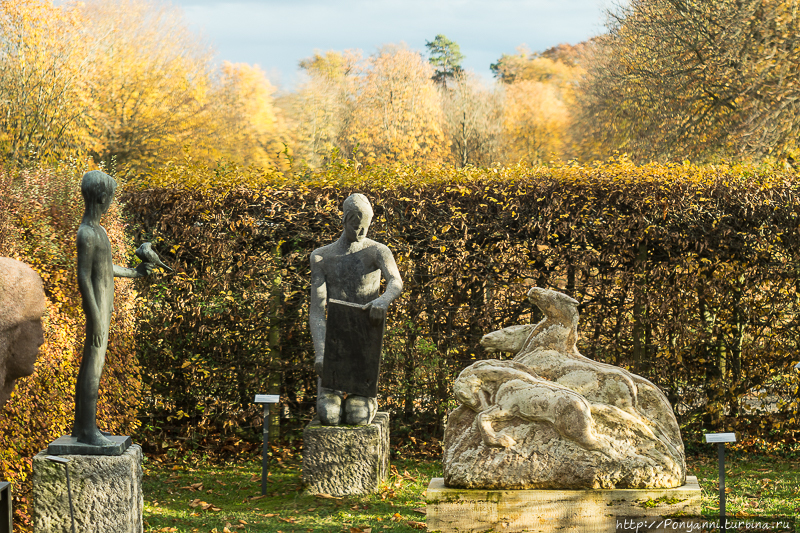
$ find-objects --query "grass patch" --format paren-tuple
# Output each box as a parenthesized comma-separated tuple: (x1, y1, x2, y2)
(142, 452, 800, 532)
(142, 455, 439, 533)
(686, 453, 800, 518)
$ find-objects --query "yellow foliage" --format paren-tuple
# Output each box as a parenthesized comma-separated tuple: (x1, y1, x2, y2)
(502, 80, 570, 164)
(0, 0, 100, 162)
(343, 45, 448, 165)
(212, 62, 286, 170)
(80, 0, 216, 175)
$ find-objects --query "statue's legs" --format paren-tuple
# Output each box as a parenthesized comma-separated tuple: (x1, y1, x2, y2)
(317, 380, 344, 425)
(72, 340, 114, 446)
(344, 395, 377, 425)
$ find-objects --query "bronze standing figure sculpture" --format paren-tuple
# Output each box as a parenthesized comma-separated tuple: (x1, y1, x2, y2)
(73, 171, 153, 447)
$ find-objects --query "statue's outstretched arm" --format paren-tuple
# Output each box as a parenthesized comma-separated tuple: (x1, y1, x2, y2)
(113, 263, 152, 278)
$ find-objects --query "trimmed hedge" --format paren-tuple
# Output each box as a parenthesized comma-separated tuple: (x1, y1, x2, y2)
(124, 159, 800, 453)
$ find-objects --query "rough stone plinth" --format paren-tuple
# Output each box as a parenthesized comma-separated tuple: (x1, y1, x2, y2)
(426, 476, 701, 533)
(1, 481, 11, 533)
(33, 444, 143, 533)
(302, 412, 389, 496)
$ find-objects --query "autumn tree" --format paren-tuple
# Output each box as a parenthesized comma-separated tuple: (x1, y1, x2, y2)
(280, 50, 361, 168)
(502, 80, 570, 164)
(491, 44, 586, 87)
(426, 34, 464, 87)
(575, 0, 800, 162)
(79, 0, 217, 175)
(343, 44, 447, 165)
(490, 45, 582, 163)
(440, 73, 503, 167)
(212, 62, 285, 169)
(0, 0, 100, 163)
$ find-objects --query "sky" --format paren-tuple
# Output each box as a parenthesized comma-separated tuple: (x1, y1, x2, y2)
(172, 0, 617, 91)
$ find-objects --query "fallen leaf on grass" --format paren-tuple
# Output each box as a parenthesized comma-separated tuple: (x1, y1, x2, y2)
(315, 493, 342, 500)
(406, 521, 426, 530)
(278, 517, 297, 524)
(154, 528, 177, 532)
(248, 495, 266, 501)
(187, 499, 221, 511)
(238, 520, 248, 525)
(390, 513, 403, 522)
(412, 507, 426, 515)
(402, 470, 418, 482)
(349, 528, 372, 533)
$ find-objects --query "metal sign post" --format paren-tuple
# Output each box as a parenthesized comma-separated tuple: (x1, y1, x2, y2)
(254, 394, 280, 496)
(705, 432, 737, 531)
(46, 456, 77, 533)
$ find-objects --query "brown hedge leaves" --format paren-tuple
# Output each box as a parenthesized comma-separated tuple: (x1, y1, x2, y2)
(124, 160, 800, 448)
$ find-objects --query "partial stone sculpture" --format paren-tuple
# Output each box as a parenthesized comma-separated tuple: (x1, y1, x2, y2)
(72, 171, 153, 449)
(443, 287, 686, 490)
(0, 258, 46, 407)
(309, 193, 403, 426)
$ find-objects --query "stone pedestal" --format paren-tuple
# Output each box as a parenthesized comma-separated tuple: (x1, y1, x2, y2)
(0, 482, 11, 533)
(33, 444, 143, 533)
(426, 476, 702, 533)
(302, 412, 389, 496)
(47, 435, 131, 456)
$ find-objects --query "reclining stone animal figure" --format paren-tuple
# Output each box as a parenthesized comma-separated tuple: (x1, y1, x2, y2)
(443, 286, 686, 489)
(482, 287, 683, 460)
(454, 359, 606, 452)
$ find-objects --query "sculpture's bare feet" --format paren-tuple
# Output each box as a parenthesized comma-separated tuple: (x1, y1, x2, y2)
(73, 426, 115, 447)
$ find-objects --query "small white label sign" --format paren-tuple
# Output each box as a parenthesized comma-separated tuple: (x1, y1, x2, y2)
(704, 432, 736, 443)
(254, 394, 280, 404)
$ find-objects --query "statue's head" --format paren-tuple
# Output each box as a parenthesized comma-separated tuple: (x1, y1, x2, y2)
(0, 258, 46, 407)
(81, 170, 117, 213)
(342, 193, 373, 243)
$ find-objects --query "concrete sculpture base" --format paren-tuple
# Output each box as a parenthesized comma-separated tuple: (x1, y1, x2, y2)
(47, 435, 131, 456)
(1, 482, 11, 533)
(32, 444, 143, 533)
(425, 475, 701, 533)
(302, 412, 389, 496)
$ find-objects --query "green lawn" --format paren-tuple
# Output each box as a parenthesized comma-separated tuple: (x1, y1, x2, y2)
(142, 452, 800, 533)
(688, 452, 800, 518)
(142, 455, 437, 533)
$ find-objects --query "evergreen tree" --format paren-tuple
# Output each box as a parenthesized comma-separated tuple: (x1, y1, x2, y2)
(425, 34, 465, 87)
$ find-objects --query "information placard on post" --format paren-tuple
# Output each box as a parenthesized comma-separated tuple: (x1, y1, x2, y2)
(706, 432, 736, 530)
(255, 394, 280, 404)
(255, 394, 280, 496)
(704, 432, 737, 443)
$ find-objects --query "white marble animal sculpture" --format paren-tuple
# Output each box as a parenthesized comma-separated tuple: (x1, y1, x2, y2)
(454, 359, 606, 452)
(444, 286, 686, 489)
(481, 286, 683, 458)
